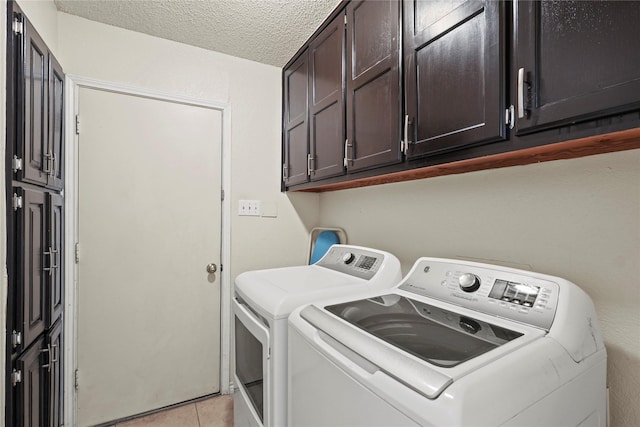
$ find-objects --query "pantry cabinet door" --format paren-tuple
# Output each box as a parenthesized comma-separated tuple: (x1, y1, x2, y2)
(514, 0, 640, 134)
(20, 17, 49, 187)
(346, 0, 402, 172)
(404, 0, 505, 158)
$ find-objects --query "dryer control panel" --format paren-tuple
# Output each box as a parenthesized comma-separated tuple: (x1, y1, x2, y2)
(316, 246, 383, 280)
(399, 259, 560, 330)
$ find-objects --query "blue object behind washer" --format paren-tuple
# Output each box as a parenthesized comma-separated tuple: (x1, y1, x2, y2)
(310, 231, 341, 264)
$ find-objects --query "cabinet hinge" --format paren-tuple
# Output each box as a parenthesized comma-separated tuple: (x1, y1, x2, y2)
(11, 369, 22, 387)
(11, 330, 22, 348)
(12, 16, 23, 35)
(75, 242, 81, 264)
(12, 193, 23, 211)
(75, 114, 81, 135)
(505, 105, 515, 130)
(12, 155, 23, 173)
(75, 369, 79, 390)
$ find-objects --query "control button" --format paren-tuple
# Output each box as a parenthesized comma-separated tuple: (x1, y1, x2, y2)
(342, 253, 355, 265)
(512, 299, 521, 305)
(522, 301, 533, 307)
(459, 273, 481, 293)
(441, 280, 448, 287)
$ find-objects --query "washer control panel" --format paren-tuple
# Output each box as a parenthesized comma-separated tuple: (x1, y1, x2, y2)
(399, 259, 559, 330)
(317, 246, 383, 280)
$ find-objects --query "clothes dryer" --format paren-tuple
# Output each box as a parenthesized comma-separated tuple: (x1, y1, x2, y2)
(233, 245, 401, 427)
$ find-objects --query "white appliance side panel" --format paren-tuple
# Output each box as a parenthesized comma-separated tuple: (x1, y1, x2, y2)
(500, 357, 607, 426)
(288, 327, 420, 427)
(234, 381, 261, 427)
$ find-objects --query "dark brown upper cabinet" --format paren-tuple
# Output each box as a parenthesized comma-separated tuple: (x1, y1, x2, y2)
(514, 0, 640, 134)
(283, 51, 310, 187)
(345, 0, 402, 172)
(12, 12, 64, 191)
(309, 14, 346, 181)
(404, 0, 505, 158)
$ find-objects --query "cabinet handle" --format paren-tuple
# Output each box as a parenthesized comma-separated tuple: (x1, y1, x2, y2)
(41, 343, 52, 372)
(50, 153, 57, 177)
(517, 68, 529, 119)
(344, 139, 353, 168)
(43, 152, 53, 174)
(282, 163, 288, 180)
(403, 115, 411, 156)
(307, 153, 314, 175)
(51, 343, 59, 364)
(43, 247, 57, 277)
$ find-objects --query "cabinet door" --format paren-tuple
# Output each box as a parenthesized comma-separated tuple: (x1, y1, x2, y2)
(48, 319, 64, 427)
(47, 193, 64, 327)
(346, 0, 402, 172)
(19, 16, 49, 187)
(515, 0, 640, 134)
(14, 187, 48, 352)
(13, 336, 46, 427)
(48, 54, 64, 190)
(309, 14, 346, 181)
(404, 0, 505, 158)
(283, 51, 310, 186)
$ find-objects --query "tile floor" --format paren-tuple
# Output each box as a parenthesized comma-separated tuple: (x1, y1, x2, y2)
(112, 395, 233, 427)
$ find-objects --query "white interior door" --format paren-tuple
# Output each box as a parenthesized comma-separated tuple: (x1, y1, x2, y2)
(76, 87, 222, 426)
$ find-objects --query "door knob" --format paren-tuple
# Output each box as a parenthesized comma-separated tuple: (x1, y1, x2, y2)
(206, 263, 218, 274)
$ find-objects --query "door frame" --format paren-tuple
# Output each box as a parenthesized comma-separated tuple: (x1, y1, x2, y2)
(63, 75, 232, 425)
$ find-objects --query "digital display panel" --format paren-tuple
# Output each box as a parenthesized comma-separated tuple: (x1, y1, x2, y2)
(356, 255, 377, 270)
(489, 279, 540, 307)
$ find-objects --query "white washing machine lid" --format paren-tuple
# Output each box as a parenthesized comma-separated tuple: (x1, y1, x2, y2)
(235, 265, 368, 320)
(298, 290, 546, 400)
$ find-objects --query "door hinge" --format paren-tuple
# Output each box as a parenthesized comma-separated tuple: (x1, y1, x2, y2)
(11, 369, 22, 387)
(505, 105, 515, 130)
(75, 242, 81, 263)
(220, 264, 223, 272)
(221, 189, 225, 201)
(12, 155, 23, 173)
(75, 114, 81, 135)
(12, 193, 23, 211)
(12, 16, 23, 35)
(11, 330, 22, 348)
(74, 369, 79, 390)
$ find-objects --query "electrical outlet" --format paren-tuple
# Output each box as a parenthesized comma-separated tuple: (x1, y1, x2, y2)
(238, 199, 261, 216)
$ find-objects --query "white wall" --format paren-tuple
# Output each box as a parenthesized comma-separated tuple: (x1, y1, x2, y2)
(317, 149, 640, 426)
(55, 12, 319, 280)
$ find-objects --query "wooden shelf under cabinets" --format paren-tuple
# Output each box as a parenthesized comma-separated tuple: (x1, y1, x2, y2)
(297, 127, 640, 192)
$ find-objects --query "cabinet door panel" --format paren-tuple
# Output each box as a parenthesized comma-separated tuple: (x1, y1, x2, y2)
(15, 187, 48, 351)
(309, 15, 345, 181)
(48, 54, 64, 190)
(405, 0, 505, 158)
(515, 0, 640, 133)
(347, 0, 401, 172)
(48, 319, 64, 427)
(283, 53, 309, 186)
(47, 193, 64, 326)
(21, 19, 49, 186)
(14, 336, 46, 427)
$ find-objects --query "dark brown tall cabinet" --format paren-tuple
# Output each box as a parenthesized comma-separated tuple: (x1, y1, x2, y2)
(6, 2, 65, 426)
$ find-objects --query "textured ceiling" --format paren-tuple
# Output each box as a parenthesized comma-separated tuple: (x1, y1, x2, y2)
(54, 0, 342, 67)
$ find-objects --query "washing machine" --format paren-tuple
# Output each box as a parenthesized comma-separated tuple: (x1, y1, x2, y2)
(232, 244, 402, 427)
(288, 257, 607, 426)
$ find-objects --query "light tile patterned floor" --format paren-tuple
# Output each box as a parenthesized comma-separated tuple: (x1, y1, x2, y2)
(114, 395, 233, 427)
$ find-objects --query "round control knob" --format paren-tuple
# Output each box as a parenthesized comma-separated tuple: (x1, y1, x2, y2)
(459, 273, 481, 292)
(342, 252, 356, 265)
